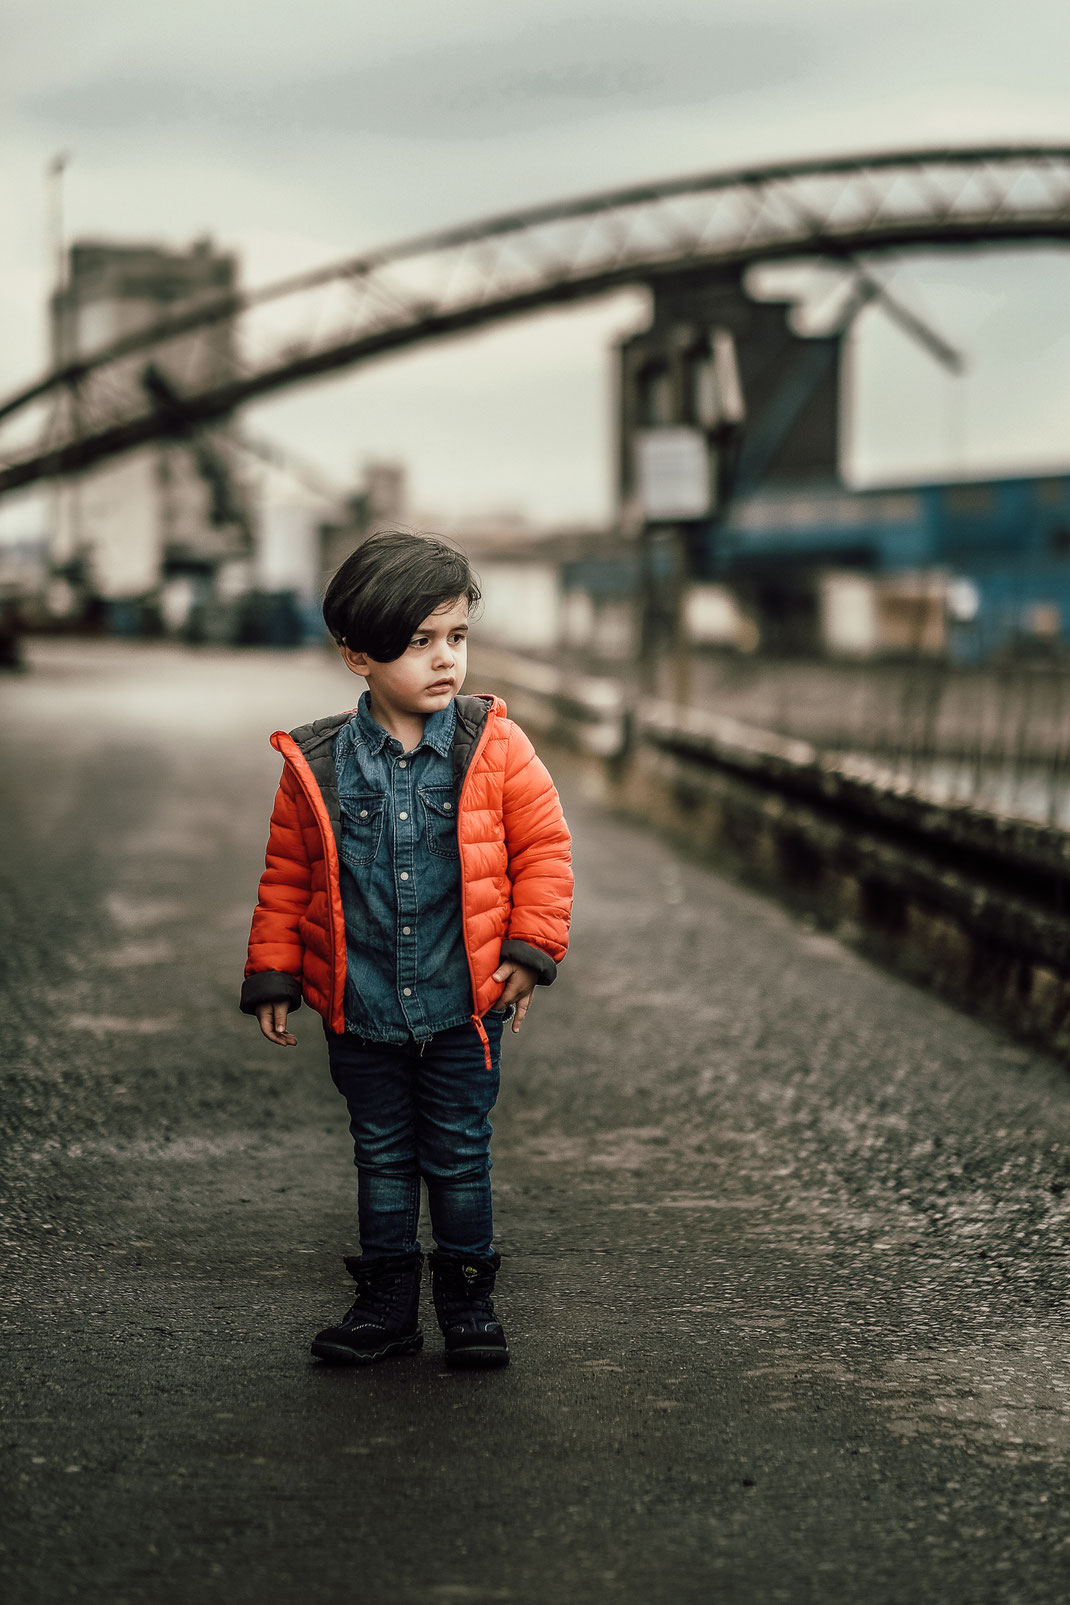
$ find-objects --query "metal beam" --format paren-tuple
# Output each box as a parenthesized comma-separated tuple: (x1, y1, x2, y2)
(3, 145, 1070, 494)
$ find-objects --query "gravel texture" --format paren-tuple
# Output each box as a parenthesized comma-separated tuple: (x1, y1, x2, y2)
(2, 639, 1069, 1605)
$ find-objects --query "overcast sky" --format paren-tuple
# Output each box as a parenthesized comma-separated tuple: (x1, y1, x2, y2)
(3, 0, 1070, 529)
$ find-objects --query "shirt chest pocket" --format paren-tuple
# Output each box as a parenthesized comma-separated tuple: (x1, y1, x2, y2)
(419, 785, 459, 860)
(338, 793, 386, 868)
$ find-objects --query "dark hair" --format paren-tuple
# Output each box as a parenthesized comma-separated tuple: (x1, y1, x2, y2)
(322, 529, 481, 661)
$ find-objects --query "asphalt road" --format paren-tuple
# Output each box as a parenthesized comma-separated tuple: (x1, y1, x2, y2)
(3, 640, 1070, 1605)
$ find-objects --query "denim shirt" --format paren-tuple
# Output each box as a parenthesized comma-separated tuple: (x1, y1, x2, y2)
(333, 693, 472, 1043)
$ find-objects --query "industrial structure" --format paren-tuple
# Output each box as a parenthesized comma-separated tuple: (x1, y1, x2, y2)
(612, 263, 1070, 663)
(3, 145, 1070, 658)
(47, 238, 253, 632)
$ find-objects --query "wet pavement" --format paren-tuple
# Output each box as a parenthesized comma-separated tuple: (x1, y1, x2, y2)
(3, 639, 1070, 1605)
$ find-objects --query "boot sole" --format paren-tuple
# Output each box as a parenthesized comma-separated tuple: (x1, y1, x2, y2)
(444, 1346, 509, 1369)
(311, 1329, 424, 1365)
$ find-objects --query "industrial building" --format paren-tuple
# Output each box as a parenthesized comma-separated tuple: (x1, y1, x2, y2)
(48, 238, 253, 633)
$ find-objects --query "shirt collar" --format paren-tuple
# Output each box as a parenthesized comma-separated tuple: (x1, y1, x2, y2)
(349, 691, 456, 759)
(420, 698, 457, 758)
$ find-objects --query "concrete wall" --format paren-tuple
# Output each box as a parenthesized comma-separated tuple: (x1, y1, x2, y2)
(256, 500, 322, 599)
(470, 644, 1070, 1062)
(602, 735, 1070, 1061)
(55, 451, 160, 600)
(476, 560, 561, 652)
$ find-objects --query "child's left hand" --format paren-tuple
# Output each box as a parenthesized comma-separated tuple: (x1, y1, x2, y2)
(491, 960, 540, 1032)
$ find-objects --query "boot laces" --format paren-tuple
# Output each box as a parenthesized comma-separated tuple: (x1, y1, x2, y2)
(346, 1265, 405, 1325)
(440, 1263, 496, 1322)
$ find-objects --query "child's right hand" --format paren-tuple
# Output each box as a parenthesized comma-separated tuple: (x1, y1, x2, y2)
(255, 1002, 298, 1047)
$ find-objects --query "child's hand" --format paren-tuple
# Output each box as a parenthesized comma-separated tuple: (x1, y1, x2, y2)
(491, 961, 540, 1033)
(255, 1002, 298, 1047)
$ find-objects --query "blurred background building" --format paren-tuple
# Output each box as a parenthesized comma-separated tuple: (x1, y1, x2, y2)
(21, 221, 1069, 676)
(47, 238, 255, 635)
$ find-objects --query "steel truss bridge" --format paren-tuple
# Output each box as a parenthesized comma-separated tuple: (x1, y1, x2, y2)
(4, 144, 1070, 496)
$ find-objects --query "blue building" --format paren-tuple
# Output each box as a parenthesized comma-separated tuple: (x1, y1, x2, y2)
(706, 472, 1070, 661)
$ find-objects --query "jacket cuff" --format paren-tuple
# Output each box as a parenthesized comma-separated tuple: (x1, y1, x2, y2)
(240, 971, 303, 1015)
(500, 938, 558, 986)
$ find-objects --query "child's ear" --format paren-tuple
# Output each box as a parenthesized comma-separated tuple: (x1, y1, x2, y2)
(339, 643, 370, 677)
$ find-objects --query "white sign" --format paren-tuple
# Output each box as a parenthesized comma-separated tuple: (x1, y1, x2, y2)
(634, 427, 712, 520)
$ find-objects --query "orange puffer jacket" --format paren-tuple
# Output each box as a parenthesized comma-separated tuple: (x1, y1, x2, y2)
(240, 694, 572, 1058)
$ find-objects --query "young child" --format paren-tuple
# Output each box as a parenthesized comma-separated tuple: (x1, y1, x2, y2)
(240, 530, 573, 1369)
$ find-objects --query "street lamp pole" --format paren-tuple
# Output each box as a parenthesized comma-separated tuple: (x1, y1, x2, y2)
(46, 151, 71, 361)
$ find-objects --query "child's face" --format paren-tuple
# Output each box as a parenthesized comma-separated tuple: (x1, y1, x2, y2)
(340, 595, 469, 720)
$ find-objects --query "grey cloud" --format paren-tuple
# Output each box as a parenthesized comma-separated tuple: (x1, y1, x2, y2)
(25, 16, 815, 141)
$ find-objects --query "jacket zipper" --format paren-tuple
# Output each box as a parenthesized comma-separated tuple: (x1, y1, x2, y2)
(277, 735, 346, 1032)
(456, 708, 497, 1018)
(455, 707, 500, 1068)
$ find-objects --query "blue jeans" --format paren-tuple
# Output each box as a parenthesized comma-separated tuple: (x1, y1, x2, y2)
(325, 1010, 508, 1258)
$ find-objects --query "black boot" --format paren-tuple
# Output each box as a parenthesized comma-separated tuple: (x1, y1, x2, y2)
(310, 1251, 424, 1364)
(428, 1250, 509, 1368)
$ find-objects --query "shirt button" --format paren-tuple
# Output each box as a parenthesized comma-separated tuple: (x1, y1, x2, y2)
(399, 811, 408, 821)
(443, 801, 452, 810)
(400, 871, 409, 881)
(403, 987, 412, 997)
(398, 760, 408, 769)
(402, 926, 411, 935)
(359, 809, 369, 818)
